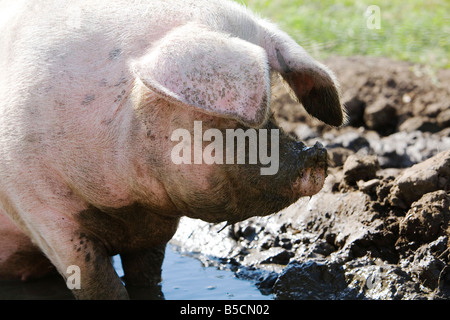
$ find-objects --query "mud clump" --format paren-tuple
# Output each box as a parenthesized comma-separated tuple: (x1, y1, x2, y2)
(388, 153, 450, 209)
(342, 154, 380, 186)
(397, 191, 449, 246)
(171, 56, 450, 300)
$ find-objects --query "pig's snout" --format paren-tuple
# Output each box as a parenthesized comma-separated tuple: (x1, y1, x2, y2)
(298, 141, 327, 168)
(291, 141, 328, 198)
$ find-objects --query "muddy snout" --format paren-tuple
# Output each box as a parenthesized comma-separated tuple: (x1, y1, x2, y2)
(291, 141, 328, 198)
(298, 141, 328, 169)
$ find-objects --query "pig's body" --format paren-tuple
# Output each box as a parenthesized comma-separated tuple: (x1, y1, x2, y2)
(0, 0, 344, 299)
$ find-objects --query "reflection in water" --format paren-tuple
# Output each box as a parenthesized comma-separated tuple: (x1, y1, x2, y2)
(0, 245, 272, 300)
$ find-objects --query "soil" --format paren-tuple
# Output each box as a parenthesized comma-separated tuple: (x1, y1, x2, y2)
(171, 56, 450, 300)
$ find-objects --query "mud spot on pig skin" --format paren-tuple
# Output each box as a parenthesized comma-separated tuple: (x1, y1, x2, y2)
(73, 232, 94, 264)
(114, 89, 127, 103)
(81, 94, 95, 106)
(114, 76, 128, 87)
(108, 48, 122, 60)
(99, 78, 108, 87)
(74, 231, 110, 268)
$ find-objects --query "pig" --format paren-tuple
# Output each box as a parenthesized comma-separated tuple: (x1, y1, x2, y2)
(0, 0, 345, 299)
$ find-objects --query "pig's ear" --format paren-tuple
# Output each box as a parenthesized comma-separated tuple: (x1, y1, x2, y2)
(132, 24, 270, 128)
(276, 49, 346, 127)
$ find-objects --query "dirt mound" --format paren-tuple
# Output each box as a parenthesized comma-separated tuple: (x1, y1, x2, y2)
(274, 56, 450, 137)
(171, 56, 450, 300)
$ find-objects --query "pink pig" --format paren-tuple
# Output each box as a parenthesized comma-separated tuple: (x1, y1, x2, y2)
(0, 0, 345, 299)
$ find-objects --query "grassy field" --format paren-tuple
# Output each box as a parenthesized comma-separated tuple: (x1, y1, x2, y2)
(239, 0, 449, 69)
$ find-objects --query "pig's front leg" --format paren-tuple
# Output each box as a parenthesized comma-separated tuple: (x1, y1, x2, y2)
(68, 231, 130, 300)
(121, 244, 167, 299)
(19, 208, 129, 299)
(121, 244, 166, 286)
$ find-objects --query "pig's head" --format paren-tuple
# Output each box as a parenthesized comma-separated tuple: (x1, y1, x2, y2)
(131, 23, 345, 223)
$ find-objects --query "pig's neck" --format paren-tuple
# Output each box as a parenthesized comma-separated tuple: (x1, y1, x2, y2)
(115, 82, 178, 215)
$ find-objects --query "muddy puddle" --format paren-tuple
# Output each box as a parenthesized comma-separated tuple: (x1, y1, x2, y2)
(160, 246, 272, 300)
(0, 245, 271, 300)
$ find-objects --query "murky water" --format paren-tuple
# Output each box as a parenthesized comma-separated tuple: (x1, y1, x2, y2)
(0, 245, 272, 300)
(161, 246, 272, 300)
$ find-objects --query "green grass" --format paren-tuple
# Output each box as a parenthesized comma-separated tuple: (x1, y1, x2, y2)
(238, 0, 450, 69)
